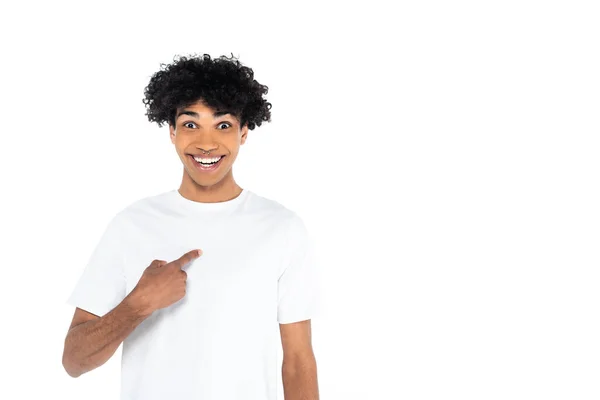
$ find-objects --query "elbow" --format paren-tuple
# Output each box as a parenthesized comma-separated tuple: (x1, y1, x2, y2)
(65, 368, 82, 378)
(62, 356, 82, 378)
(62, 341, 84, 378)
(282, 352, 317, 375)
(63, 361, 81, 378)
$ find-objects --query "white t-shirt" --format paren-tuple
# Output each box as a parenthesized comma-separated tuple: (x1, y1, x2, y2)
(66, 188, 321, 400)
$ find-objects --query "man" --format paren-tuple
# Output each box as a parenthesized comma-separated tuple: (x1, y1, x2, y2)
(62, 53, 321, 400)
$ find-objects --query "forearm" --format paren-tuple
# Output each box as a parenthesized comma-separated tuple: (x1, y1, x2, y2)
(282, 356, 319, 400)
(63, 294, 152, 377)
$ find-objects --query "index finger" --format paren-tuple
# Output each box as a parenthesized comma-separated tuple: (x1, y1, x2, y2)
(169, 249, 202, 269)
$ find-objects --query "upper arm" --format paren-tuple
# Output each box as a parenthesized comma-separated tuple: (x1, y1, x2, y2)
(279, 319, 315, 366)
(277, 214, 321, 324)
(63, 307, 101, 377)
(68, 307, 100, 331)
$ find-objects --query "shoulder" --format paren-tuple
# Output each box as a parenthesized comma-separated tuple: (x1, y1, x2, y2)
(112, 189, 175, 221)
(247, 192, 312, 251)
(245, 190, 306, 227)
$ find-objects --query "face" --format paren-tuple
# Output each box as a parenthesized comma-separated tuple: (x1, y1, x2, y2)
(169, 100, 248, 189)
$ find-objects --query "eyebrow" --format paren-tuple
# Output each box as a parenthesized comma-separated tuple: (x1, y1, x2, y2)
(176, 109, 234, 120)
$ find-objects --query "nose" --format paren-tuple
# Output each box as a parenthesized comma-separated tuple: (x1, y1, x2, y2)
(192, 132, 220, 153)
(196, 144, 219, 153)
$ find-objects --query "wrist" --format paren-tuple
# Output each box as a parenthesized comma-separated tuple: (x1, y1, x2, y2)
(124, 290, 154, 318)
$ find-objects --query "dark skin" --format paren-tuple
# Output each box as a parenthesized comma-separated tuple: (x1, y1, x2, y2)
(62, 99, 319, 399)
(169, 100, 248, 203)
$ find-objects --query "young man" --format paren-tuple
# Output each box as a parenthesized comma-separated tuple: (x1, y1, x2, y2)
(62, 53, 321, 400)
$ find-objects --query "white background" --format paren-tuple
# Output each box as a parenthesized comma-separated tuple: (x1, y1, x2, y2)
(0, 1, 598, 399)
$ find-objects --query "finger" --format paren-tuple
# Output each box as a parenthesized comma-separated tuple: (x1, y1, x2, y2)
(149, 259, 167, 268)
(170, 249, 202, 269)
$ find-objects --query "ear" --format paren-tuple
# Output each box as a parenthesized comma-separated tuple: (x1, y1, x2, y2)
(169, 123, 176, 144)
(240, 124, 249, 145)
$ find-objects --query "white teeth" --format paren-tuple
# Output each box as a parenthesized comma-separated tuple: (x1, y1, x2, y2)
(193, 155, 222, 164)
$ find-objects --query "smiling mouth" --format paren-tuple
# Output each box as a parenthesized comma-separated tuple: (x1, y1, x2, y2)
(188, 154, 226, 171)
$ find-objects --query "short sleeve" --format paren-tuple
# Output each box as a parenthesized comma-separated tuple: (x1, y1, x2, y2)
(277, 213, 321, 324)
(66, 213, 127, 317)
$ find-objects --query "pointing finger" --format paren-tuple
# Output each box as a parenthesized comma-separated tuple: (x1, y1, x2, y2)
(171, 249, 202, 269)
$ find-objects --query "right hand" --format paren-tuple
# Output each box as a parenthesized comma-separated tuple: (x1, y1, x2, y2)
(129, 249, 202, 316)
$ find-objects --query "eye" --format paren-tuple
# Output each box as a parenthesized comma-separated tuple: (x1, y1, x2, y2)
(218, 122, 232, 130)
(183, 122, 197, 129)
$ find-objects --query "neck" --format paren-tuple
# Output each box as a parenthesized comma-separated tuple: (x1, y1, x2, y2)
(178, 170, 243, 203)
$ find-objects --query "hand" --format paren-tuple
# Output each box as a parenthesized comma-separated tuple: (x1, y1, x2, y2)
(129, 249, 202, 316)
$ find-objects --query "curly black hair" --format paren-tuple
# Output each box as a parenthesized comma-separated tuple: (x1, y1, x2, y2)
(142, 53, 272, 130)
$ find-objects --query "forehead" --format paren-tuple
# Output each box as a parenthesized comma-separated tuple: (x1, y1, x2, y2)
(176, 101, 234, 120)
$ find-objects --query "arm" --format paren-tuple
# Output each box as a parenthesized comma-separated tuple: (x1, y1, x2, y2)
(62, 292, 151, 378)
(280, 319, 320, 400)
(63, 249, 200, 378)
